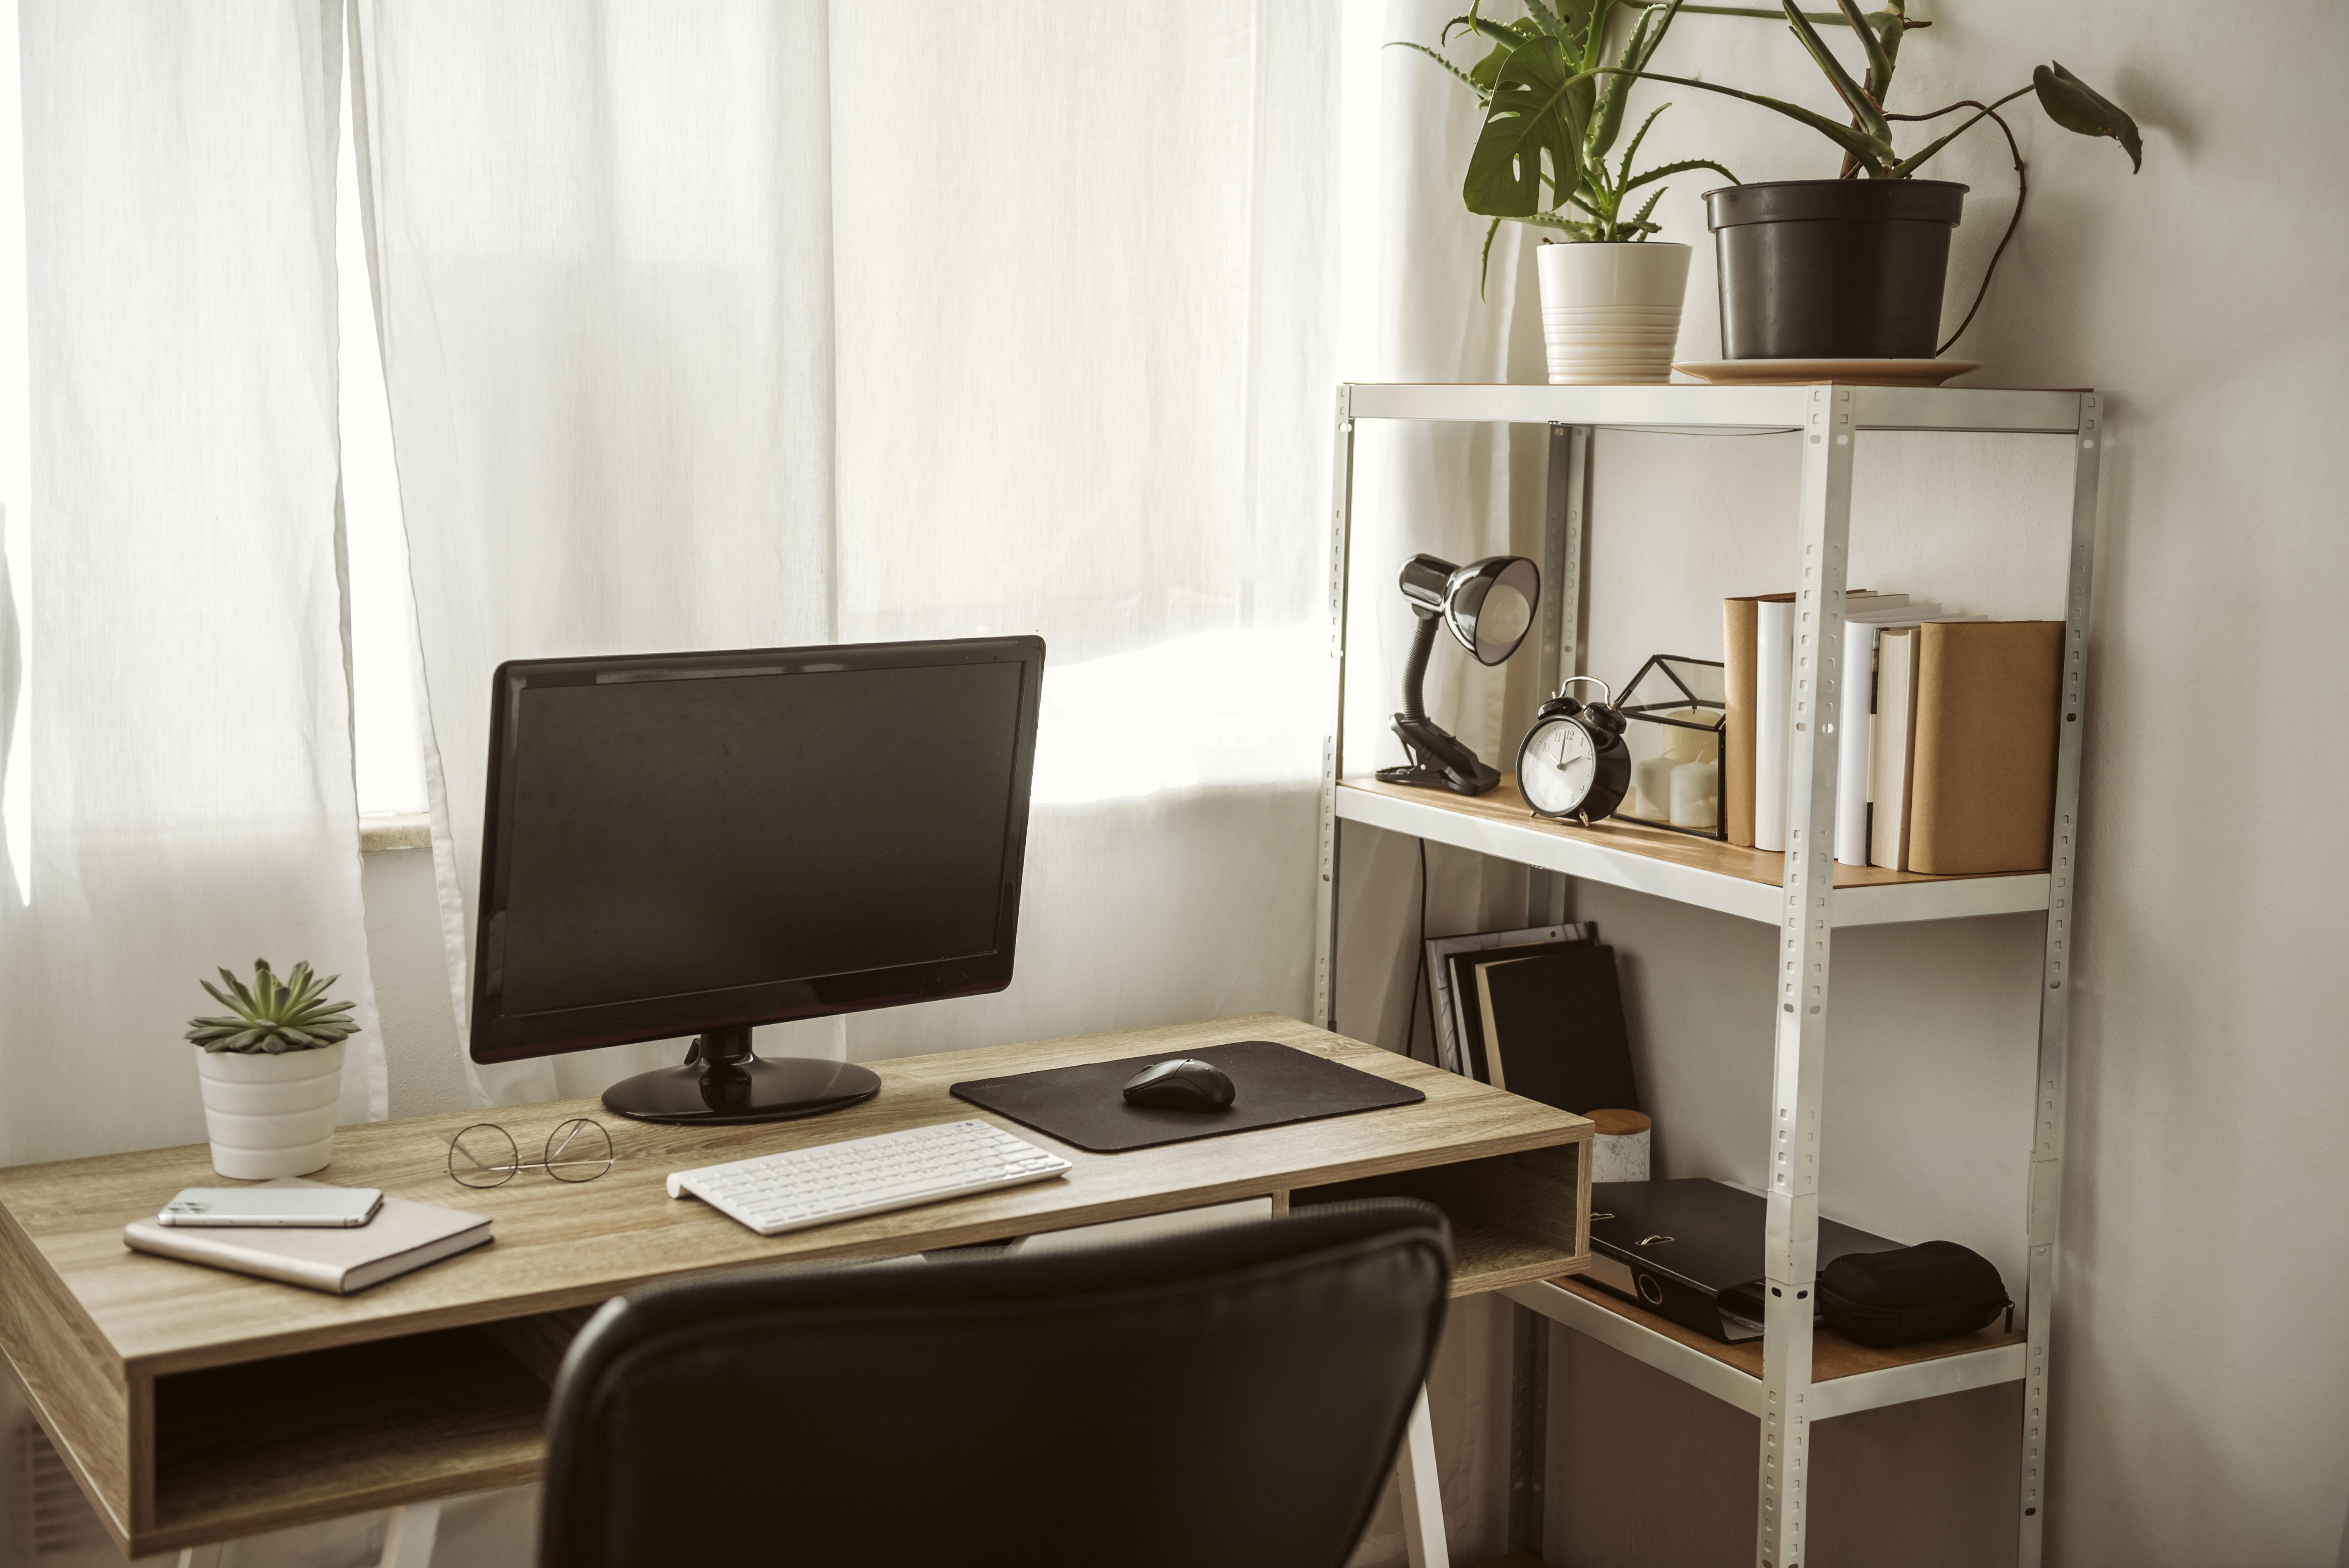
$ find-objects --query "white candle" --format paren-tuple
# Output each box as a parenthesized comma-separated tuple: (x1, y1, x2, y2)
(1632, 755, 1675, 820)
(1670, 759, 1717, 829)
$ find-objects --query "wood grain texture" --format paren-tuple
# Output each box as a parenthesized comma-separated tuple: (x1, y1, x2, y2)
(0, 1013, 1587, 1554)
(1342, 775, 2032, 890)
(1548, 1274, 2023, 1381)
(0, 1202, 135, 1542)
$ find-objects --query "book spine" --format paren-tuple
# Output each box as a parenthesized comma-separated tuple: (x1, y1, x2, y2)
(1834, 619, 1877, 865)
(1722, 597, 1758, 847)
(124, 1226, 349, 1293)
(1754, 599, 1794, 853)
(1907, 621, 2065, 875)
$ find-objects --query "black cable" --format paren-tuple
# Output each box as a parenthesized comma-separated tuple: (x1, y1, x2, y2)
(1404, 837, 1432, 1065)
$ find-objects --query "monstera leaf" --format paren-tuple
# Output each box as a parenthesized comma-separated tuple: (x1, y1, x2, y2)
(1463, 34, 1591, 218)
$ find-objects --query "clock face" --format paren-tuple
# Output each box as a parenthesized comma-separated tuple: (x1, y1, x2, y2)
(1521, 717, 1597, 816)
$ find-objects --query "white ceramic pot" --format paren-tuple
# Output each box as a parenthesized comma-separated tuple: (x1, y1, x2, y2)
(194, 1041, 343, 1179)
(1534, 241, 1691, 385)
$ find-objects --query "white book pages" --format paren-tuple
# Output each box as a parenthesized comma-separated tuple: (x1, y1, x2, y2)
(1835, 619, 1878, 865)
(1754, 599, 1794, 852)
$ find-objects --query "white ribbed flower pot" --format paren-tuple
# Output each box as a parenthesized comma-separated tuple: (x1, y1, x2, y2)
(1535, 240, 1691, 385)
(195, 1041, 343, 1179)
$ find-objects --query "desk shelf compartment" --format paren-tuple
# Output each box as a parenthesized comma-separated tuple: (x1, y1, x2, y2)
(145, 1302, 598, 1551)
(1291, 1141, 1590, 1298)
(1314, 381, 2099, 1568)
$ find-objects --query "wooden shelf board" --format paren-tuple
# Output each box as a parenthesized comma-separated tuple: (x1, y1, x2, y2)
(1336, 776, 2050, 927)
(149, 1325, 548, 1551)
(1546, 1274, 2021, 1383)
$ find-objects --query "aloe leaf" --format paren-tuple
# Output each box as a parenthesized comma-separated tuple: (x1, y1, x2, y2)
(1522, 0, 1577, 43)
(1627, 186, 1668, 231)
(2033, 62, 2142, 172)
(1781, 1, 1888, 143)
(1592, 66, 1894, 170)
(1616, 101, 1670, 185)
(1592, 0, 1680, 158)
(1623, 156, 1741, 192)
(1389, 40, 1494, 102)
(1463, 36, 1589, 217)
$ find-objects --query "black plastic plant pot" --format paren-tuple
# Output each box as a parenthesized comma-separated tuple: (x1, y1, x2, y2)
(1704, 180, 1966, 359)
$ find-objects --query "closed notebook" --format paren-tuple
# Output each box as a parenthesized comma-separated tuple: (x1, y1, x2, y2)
(1446, 940, 1590, 1085)
(1908, 621, 2064, 875)
(1469, 945, 1639, 1115)
(125, 1180, 491, 1294)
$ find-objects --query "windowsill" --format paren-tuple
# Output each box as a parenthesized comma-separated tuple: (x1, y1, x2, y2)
(359, 813, 432, 854)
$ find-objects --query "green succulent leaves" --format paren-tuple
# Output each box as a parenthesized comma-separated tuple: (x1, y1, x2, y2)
(2033, 61, 2143, 172)
(187, 959, 359, 1054)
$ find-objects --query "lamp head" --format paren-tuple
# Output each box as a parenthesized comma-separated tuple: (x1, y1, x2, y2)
(1396, 553, 1540, 666)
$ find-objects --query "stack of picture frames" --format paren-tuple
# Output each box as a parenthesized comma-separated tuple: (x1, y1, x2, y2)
(1424, 922, 1642, 1123)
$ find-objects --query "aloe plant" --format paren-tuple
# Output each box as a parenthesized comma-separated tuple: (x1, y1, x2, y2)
(186, 959, 360, 1054)
(1395, 0, 1739, 293)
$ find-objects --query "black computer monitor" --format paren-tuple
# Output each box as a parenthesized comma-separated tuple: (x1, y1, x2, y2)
(469, 636, 1045, 1125)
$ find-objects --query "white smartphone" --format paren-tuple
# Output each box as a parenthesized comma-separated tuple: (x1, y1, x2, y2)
(157, 1186, 385, 1228)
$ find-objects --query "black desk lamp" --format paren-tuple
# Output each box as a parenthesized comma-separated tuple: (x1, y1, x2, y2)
(1376, 552, 1540, 797)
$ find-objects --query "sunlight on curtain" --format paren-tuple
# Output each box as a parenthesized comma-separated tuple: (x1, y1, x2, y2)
(826, 0, 1339, 1063)
(352, 0, 842, 1102)
(0, 0, 386, 1164)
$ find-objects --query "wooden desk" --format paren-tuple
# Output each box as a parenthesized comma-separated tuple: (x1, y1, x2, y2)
(0, 1013, 1590, 1557)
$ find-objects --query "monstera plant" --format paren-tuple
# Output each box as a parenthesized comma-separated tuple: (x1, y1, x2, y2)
(1397, 0, 1737, 283)
(1397, 0, 1739, 384)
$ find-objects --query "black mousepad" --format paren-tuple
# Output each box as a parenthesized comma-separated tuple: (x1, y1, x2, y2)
(949, 1040, 1425, 1154)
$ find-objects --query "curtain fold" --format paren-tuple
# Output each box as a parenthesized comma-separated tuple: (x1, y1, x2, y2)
(350, 0, 842, 1101)
(1, 0, 386, 1166)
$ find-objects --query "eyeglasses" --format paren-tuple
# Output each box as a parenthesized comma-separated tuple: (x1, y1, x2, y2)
(446, 1118, 615, 1187)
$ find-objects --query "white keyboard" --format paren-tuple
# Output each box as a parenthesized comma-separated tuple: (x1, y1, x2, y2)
(666, 1119, 1072, 1237)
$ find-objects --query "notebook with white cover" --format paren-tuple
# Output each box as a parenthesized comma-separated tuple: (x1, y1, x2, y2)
(124, 1178, 491, 1294)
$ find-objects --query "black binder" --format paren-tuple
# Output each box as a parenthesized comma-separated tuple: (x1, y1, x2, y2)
(1586, 1179, 1904, 1343)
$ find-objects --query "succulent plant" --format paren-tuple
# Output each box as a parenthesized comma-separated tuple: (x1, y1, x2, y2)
(186, 960, 359, 1054)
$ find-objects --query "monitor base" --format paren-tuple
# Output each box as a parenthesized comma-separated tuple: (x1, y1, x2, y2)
(601, 1027, 881, 1125)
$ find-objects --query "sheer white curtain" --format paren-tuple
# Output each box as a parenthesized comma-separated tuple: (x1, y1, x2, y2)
(350, 0, 841, 1102)
(0, 0, 386, 1167)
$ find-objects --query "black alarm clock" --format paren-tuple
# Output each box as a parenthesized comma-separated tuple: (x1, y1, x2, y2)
(1516, 677, 1630, 826)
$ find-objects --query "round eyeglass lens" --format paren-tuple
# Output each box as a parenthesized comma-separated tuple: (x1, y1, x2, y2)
(449, 1123, 521, 1188)
(542, 1118, 614, 1183)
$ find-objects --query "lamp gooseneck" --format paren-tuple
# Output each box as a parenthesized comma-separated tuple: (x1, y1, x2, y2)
(1399, 610, 1439, 724)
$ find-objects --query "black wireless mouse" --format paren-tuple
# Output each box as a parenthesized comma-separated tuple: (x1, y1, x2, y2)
(1121, 1058, 1236, 1113)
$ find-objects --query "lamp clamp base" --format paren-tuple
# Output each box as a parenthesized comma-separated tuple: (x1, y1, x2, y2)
(1378, 715, 1502, 797)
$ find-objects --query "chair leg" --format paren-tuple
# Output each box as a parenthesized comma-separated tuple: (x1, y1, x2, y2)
(377, 1500, 443, 1568)
(173, 1547, 224, 1568)
(1394, 1383, 1449, 1568)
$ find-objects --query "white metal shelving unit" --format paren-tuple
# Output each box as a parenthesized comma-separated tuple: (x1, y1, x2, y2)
(1314, 381, 2098, 1568)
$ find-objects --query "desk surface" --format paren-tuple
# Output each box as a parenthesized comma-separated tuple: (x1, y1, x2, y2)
(0, 1012, 1590, 1554)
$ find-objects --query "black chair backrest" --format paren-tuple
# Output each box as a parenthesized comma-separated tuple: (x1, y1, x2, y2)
(539, 1197, 1451, 1568)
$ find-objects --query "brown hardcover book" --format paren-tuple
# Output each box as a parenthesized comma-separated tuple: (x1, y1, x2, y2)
(1907, 621, 2065, 875)
(1720, 594, 1791, 848)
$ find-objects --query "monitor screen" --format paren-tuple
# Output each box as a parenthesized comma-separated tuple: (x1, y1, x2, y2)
(469, 638, 1043, 1062)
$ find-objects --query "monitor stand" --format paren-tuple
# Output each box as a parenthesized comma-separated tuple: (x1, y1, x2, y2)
(600, 1026, 882, 1125)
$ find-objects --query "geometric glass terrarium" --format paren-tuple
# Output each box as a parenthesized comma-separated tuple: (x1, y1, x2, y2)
(1615, 654, 1727, 840)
